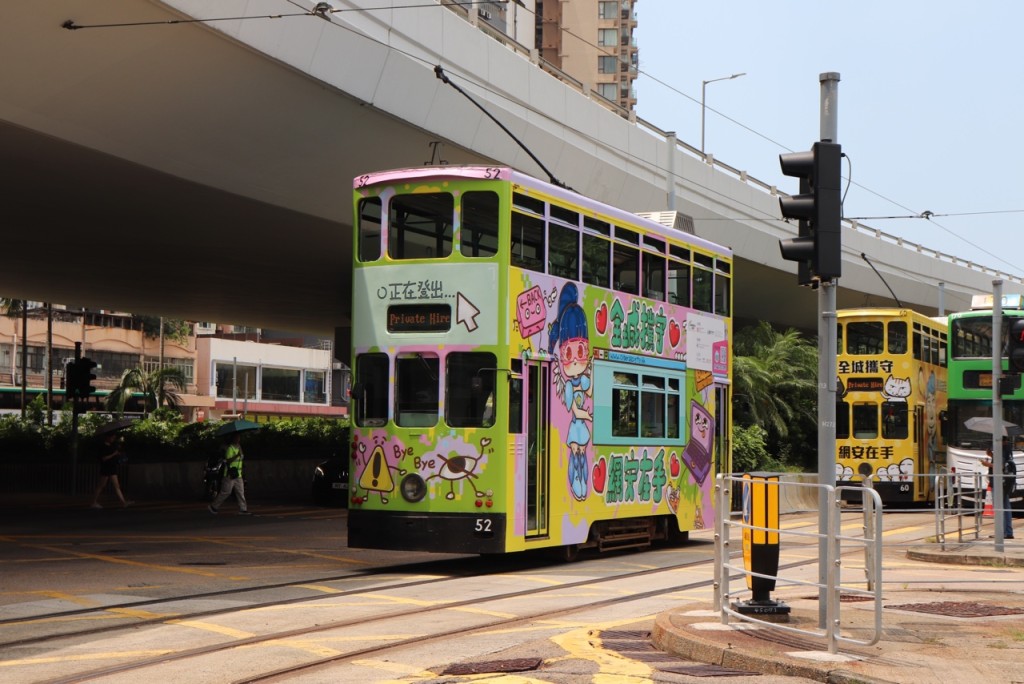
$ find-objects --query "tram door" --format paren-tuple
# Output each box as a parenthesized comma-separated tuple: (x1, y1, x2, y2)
(525, 361, 549, 538)
(915, 405, 931, 500)
(713, 384, 732, 478)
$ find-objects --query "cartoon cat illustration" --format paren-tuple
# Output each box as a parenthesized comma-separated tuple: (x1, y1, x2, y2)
(881, 375, 911, 402)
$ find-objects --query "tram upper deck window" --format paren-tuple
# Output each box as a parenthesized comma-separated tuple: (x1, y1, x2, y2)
(549, 223, 580, 280)
(511, 192, 545, 273)
(668, 245, 690, 306)
(613, 243, 638, 294)
(642, 249, 666, 301)
(888, 321, 908, 354)
(354, 353, 388, 426)
(951, 318, 994, 358)
(446, 352, 497, 428)
(846, 321, 884, 355)
(692, 253, 713, 313)
(396, 354, 439, 427)
(582, 233, 611, 287)
(357, 197, 382, 262)
(460, 191, 499, 258)
(714, 259, 731, 317)
(389, 193, 453, 260)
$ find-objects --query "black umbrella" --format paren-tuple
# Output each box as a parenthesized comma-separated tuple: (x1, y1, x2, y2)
(95, 417, 136, 436)
(215, 419, 262, 438)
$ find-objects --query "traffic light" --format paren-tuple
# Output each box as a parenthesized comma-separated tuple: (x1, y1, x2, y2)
(1009, 318, 1024, 373)
(65, 359, 78, 395)
(66, 357, 98, 398)
(777, 141, 842, 283)
(78, 356, 97, 397)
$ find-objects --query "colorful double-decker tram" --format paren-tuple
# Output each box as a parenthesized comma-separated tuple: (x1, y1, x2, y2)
(835, 308, 947, 504)
(346, 166, 733, 557)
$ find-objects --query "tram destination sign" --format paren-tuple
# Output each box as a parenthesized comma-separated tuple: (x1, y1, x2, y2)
(387, 304, 451, 332)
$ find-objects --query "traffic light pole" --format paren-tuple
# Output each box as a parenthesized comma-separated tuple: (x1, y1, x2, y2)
(816, 72, 840, 629)
(992, 280, 1006, 551)
(70, 342, 81, 496)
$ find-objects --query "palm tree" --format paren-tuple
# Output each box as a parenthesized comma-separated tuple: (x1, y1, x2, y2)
(105, 366, 187, 416)
(732, 321, 818, 438)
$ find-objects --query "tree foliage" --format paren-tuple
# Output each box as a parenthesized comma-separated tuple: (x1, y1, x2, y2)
(732, 321, 818, 471)
(106, 367, 187, 415)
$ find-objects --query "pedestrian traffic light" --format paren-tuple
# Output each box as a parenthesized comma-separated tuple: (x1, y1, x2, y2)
(777, 141, 842, 283)
(1008, 318, 1024, 373)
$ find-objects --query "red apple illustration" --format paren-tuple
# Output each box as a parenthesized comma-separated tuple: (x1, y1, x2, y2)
(595, 303, 608, 334)
(592, 457, 607, 493)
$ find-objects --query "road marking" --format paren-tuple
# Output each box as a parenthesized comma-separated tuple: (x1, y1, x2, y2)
(168, 619, 253, 638)
(0, 650, 173, 668)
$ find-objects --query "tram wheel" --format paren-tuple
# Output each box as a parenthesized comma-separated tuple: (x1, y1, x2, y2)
(553, 544, 580, 563)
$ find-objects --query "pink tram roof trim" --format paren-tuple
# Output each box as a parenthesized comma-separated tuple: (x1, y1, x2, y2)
(354, 166, 732, 260)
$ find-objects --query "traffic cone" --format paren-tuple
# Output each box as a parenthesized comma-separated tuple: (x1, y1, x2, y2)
(983, 483, 994, 518)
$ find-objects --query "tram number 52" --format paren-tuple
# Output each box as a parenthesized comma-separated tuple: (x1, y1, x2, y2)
(474, 518, 494, 537)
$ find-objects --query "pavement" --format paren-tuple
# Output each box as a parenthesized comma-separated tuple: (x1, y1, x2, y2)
(652, 528, 1024, 684)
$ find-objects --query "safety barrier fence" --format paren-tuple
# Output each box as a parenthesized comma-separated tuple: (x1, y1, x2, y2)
(713, 474, 884, 655)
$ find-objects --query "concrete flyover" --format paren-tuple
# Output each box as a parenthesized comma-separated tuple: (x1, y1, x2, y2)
(2, 0, 1020, 336)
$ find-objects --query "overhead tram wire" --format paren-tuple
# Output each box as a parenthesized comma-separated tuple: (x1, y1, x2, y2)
(433, 66, 569, 190)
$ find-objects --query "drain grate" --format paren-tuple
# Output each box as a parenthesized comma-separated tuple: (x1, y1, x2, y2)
(441, 658, 542, 675)
(801, 593, 876, 602)
(599, 629, 758, 677)
(885, 601, 1024, 618)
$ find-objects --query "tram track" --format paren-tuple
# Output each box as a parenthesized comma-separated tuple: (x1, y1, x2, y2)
(9, 512, 943, 684)
(32, 552, 737, 684)
(0, 556, 527, 649)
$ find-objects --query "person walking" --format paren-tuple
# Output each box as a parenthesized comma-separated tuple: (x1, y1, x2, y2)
(208, 432, 250, 515)
(90, 433, 131, 509)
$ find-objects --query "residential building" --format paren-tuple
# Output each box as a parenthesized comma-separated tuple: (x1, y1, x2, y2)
(536, 0, 639, 112)
(0, 304, 347, 422)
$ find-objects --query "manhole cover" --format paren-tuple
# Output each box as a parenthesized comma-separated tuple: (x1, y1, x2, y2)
(441, 658, 542, 675)
(885, 601, 1024, 617)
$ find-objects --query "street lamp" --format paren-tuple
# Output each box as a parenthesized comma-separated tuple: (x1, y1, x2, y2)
(701, 72, 745, 155)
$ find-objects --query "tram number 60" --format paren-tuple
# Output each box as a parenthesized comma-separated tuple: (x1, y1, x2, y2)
(474, 518, 493, 536)
(899, 483, 910, 492)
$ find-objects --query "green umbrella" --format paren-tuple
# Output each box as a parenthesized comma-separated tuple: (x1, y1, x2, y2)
(215, 419, 262, 438)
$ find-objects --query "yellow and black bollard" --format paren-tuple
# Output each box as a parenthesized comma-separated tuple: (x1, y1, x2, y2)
(734, 472, 790, 620)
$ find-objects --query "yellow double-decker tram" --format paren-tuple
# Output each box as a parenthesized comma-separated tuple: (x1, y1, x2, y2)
(834, 308, 947, 504)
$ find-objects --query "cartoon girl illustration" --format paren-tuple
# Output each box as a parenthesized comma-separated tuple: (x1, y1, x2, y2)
(548, 283, 593, 501)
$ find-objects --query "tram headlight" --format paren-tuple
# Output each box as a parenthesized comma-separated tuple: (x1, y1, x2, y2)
(401, 473, 427, 502)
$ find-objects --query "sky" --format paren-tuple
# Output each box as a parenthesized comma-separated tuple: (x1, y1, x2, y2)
(633, 2, 1024, 282)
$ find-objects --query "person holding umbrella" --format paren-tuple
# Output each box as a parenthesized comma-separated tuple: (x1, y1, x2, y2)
(208, 419, 259, 515)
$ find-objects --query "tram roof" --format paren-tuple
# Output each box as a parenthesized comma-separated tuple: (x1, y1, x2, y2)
(353, 165, 732, 260)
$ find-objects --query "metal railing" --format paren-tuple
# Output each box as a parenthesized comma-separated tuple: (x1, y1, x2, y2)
(713, 474, 884, 654)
